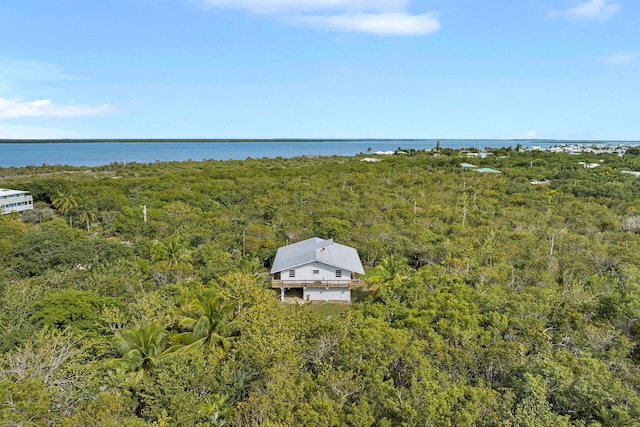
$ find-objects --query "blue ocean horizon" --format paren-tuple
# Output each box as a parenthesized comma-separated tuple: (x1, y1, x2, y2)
(0, 139, 636, 168)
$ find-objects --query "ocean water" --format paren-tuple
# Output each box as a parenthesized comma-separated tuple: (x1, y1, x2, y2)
(0, 139, 627, 168)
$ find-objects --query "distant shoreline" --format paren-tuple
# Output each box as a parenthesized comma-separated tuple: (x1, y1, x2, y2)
(3, 139, 639, 168)
(1, 138, 636, 144)
(0, 138, 368, 144)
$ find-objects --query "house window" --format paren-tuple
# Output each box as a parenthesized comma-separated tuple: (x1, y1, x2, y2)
(313, 270, 320, 274)
(335, 269, 342, 278)
(289, 270, 296, 278)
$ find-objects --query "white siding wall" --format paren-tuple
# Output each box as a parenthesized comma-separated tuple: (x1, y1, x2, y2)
(303, 287, 351, 302)
(0, 192, 34, 215)
(281, 261, 352, 283)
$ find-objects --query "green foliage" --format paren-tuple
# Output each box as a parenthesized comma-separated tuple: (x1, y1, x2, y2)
(20, 206, 55, 224)
(137, 352, 227, 426)
(108, 324, 180, 384)
(366, 254, 414, 299)
(513, 373, 572, 426)
(12, 218, 89, 277)
(0, 328, 99, 426)
(0, 216, 28, 269)
(88, 258, 149, 300)
(34, 289, 101, 331)
(0, 377, 52, 426)
(51, 191, 78, 214)
(151, 235, 192, 267)
(174, 291, 241, 357)
(3, 149, 640, 424)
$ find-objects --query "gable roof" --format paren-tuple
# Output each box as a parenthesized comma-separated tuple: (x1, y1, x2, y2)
(270, 237, 365, 274)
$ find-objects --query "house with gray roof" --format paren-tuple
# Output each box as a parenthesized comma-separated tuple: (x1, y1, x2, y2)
(270, 237, 364, 302)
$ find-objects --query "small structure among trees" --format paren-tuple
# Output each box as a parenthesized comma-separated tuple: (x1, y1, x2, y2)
(0, 188, 34, 214)
(270, 237, 364, 302)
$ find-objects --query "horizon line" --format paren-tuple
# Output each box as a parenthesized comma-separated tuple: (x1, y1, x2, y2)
(2, 137, 638, 144)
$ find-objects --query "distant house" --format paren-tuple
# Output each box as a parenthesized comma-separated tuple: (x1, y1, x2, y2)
(466, 152, 494, 159)
(578, 162, 600, 169)
(475, 168, 502, 174)
(270, 237, 364, 302)
(460, 162, 477, 169)
(0, 188, 34, 215)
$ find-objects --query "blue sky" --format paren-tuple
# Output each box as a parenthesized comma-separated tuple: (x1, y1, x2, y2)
(0, 0, 638, 140)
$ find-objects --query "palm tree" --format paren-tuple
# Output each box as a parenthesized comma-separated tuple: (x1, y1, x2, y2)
(239, 257, 269, 281)
(174, 292, 241, 357)
(78, 207, 98, 231)
(366, 254, 414, 298)
(367, 254, 413, 283)
(152, 235, 192, 267)
(51, 191, 78, 226)
(108, 324, 179, 384)
(229, 368, 255, 402)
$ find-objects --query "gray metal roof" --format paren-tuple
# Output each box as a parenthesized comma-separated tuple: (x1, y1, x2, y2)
(0, 189, 29, 196)
(270, 237, 365, 274)
(475, 167, 502, 174)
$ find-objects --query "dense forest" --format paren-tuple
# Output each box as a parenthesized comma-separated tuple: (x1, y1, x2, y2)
(2, 146, 640, 426)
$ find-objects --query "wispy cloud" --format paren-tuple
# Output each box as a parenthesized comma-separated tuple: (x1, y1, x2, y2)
(0, 57, 80, 88)
(291, 12, 440, 35)
(603, 51, 639, 64)
(0, 97, 114, 119)
(549, 0, 621, 21)
(196, 0, 438, 35)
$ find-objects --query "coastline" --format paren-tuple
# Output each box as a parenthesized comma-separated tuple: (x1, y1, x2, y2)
(2, 138, 639, 144)
(1, 139, 639, 169)
(0, 138, 373, 144)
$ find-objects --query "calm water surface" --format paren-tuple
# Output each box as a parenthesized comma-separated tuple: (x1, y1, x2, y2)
(0, 139, 625, 168)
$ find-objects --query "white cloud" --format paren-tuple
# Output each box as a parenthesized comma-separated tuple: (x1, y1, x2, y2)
(549, 0, 621, 21)
(195, 0, 437, 35)
(604, 51, 639, 64)
(291, 12, 440, 35)
(0, 97, 114, 119)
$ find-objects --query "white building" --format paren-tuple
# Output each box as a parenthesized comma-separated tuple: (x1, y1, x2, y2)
(270, 237, 365, 302)
(0, 188, 34, 215)
(578, 162, 600, 169)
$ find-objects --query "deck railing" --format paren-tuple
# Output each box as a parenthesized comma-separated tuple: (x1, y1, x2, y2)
(271, 279, 362, 289)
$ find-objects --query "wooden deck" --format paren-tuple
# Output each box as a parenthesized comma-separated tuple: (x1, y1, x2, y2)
(271, 279, 362, 289)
